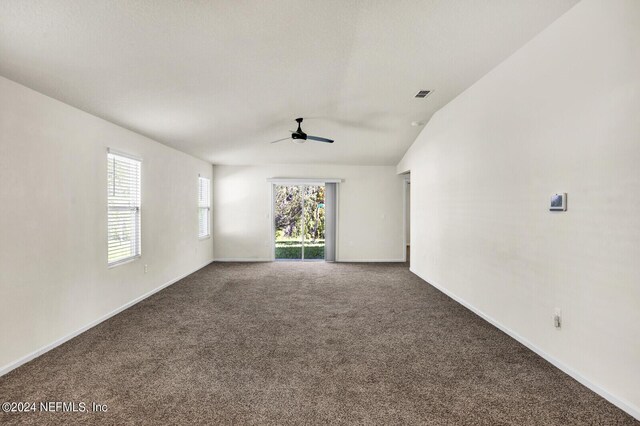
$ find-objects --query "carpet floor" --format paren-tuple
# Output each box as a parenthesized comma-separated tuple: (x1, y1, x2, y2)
(0, 261, 636, 425)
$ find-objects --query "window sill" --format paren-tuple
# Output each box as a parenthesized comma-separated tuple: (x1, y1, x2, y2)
(199, 235, 211, 241)
(108, 255, 141, 269)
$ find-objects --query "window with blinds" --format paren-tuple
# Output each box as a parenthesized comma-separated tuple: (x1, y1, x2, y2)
(107, 151, 141, 266)
(198, 177, 211, 238)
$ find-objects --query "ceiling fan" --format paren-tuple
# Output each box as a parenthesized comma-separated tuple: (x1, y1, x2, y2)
(270, 118, 334, 144)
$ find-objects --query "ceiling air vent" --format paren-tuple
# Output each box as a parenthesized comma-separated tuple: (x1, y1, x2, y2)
(414, 90, 432, 99)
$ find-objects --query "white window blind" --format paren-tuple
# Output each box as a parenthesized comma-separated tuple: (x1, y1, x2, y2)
(198, 177, 211, 238)
(107, 151, 141, 266)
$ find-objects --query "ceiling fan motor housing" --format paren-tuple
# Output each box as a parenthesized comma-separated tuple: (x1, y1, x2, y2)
(292, 117, 307, 141)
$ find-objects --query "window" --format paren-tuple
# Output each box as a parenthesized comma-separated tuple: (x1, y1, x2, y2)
(198, 176, 211, 238)
(107, 150, 141, 266)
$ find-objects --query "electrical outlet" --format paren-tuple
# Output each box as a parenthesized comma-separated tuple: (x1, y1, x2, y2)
(144, 264, 148, 274)
(554, 308, 562, 329)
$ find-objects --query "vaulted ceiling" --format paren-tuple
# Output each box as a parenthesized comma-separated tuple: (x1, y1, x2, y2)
(0, 0, 578, 165)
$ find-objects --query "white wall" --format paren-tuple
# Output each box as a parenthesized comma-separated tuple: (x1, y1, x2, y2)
(0, 76, 213, 373)
(398, 0, 639, 417)
(213, 165, 404, 262)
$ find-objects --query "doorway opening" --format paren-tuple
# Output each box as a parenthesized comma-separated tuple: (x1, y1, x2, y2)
(403, 174, 410, 264)
(274, 184, 325, 261)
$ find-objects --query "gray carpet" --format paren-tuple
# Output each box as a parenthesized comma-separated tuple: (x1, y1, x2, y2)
(0, 261, 636, 425)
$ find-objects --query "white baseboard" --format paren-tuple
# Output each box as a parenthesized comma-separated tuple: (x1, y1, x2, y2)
(410, 267, 640, 421)
(0, 259, 213, 378)
(213, 258, 272, 262)
(213, 258, 406, 263)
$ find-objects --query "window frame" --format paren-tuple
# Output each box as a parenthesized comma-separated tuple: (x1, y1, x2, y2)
(198, 176, 211, 239)
(107, 149, 142, 267)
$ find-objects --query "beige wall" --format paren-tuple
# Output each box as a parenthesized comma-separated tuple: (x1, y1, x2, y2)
(212, 165, 405, 262)
(398, 0, 640, 417)
(0, 76, 213, 373)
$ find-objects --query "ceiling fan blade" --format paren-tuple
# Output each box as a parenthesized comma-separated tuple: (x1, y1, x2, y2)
(269, 137, 290, 144)
(307, 135, 334, 143)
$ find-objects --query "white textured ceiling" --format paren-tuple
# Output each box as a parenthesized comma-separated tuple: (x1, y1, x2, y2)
(0, 0, 578, 165)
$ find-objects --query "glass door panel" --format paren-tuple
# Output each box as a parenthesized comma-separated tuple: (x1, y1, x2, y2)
(303, 186, 325, 260)
(274, 185, 303, 260)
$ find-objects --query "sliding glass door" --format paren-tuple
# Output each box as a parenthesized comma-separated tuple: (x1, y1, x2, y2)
(302, 186, 325, 260)
(274, 185, 304, 260)
(274, 184, 325, 261)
